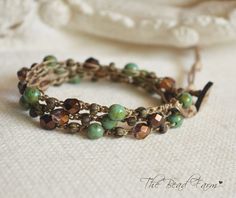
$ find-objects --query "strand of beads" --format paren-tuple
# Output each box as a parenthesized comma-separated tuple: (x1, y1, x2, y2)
(17, 55, 197, 140)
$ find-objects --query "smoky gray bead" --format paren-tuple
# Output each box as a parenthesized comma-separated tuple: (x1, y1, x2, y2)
(113, 127, 128, 137)
(67, 122, 81, 134)
(81, 113, 91, 126)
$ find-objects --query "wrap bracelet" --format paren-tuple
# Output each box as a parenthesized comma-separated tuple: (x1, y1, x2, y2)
(17, 49, 213, 140)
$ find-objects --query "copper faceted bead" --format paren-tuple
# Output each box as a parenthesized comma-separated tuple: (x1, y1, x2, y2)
(133, 123, 151, 140)
(40, 115, 56, 130)
(63, 98, 80, 114)
(147, 113, 164, 128)
(51, 108, 69, 125)
(158, 77, 175, 91)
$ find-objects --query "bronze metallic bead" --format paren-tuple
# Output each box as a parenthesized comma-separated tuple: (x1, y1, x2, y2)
(113, 127, 128, 137)
(126, 117, 137, 126)
(89, 103, 100, 115)
(40, 115, 56, 130)
(135, 107, 148, 119)
(63, 98, 80, 114)
(51, 109, 69, 125)
(147, 113, 165, 128)
(133, 123, 151, 140)
(46, 97, 57, 110)
(67, 122, 81, 134)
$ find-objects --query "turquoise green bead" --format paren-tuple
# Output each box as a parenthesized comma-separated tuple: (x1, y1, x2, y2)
(178, 92, 193, 109)
(23, 87, 40, 104)
(123, 63, 139, 76)
(108, 104, 127, 121)
(87, 123, 104, 139)
(101, 115, 117, 130)
(167, 114, 184, 128)
(68, 75, 81, 84)
(43, 55, 57, 67)
(19, 96, 30, 110)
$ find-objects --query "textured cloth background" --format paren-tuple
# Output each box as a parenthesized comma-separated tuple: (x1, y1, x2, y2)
(0, 19, 236, 198)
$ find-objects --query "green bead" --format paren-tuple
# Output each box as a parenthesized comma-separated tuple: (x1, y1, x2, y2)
(178, 92, 193, 109)
(23, 87, 40, 104)
(123, 63, 139, 76)
(43, 55, 57, 67)
(101, 115, 117, 130)
(108, 104, 127, 121)
(68, 75, 81, 84)
(167, 114, 184, 128)
(87, 123, 104, 139)
(19, 96, 30, 110)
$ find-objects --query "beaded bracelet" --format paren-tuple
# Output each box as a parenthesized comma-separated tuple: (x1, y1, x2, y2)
(17, 49, 213, 140)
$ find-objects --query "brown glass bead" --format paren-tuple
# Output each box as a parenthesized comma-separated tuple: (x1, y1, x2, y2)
(147, 113, 164, 128)
(158, 77, 175, 91)
(17, 67, 29, 81)
(51, 109, 69, 125)
(63, 98, 80, 114)
(40, 115, 56, 130)
(133, 123, 151, 140)
(67, 122, 81, 134)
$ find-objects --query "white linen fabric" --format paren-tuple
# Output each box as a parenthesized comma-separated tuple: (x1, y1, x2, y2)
(0, 19, 235, 198)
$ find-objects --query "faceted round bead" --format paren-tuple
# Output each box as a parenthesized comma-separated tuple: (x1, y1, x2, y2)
(158, 77, 175, 91)
(147, 113, 164, 128)
(43, 55, 57, 67)
(67, 122, 81, 134)
(87, 123, 104, 139)
(133, 123, 151, 140)
(63, 98, 80, 114)
(68, 75, 81, 84)
(178, 92, 193, 109)
(19, 96, 30, 111)
(101, 115, 117, 130)
(167, 113, 184, 128)
(23, 87, 41, 104)
(51, 109, 69, 125)
(113, 127, 128, 137)
(29, 103, 44, 118)
(29, 108, 38, 118)
(108, 104, 127, 121)
(40, 115, 56, 130)
(123, 63, 139, 76)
